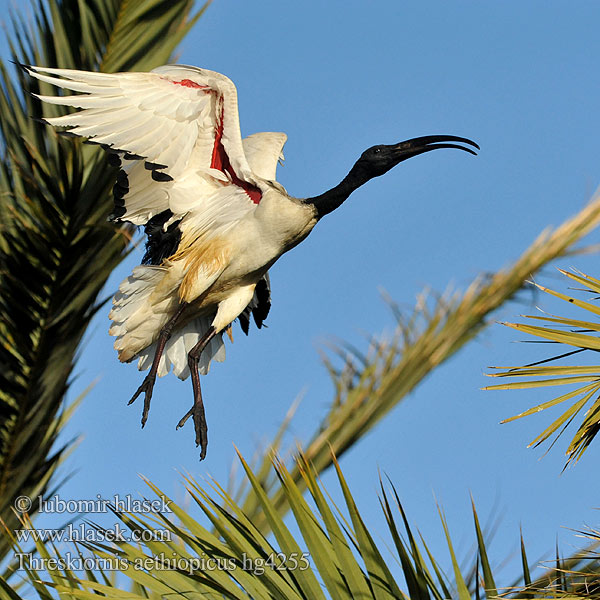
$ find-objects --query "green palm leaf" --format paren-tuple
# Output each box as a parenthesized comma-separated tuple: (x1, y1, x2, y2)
(484, 269, 600, 466)
(235, 195, 600, 532)
(0, 0, 206, 562)
(4, 453, 600, 599)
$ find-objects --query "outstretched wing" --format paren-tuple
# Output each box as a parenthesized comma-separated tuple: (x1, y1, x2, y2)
(26, 64, 263, 226)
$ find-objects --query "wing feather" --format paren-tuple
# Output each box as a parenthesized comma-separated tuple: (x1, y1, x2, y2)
(27, 64, 262, 228)
(242, 132, 287, 181)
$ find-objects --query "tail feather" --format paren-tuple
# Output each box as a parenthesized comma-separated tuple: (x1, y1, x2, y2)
(109, 264, 177, 363)
(110, 264, 226, 379)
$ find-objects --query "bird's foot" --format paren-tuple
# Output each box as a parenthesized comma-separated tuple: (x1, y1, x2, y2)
(176, 402, 208, 460)
(127, 373, 156, 428)
(193, 403, 208, 461)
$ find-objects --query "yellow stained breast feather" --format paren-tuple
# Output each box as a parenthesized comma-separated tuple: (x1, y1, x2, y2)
(170, 235, 233, 303)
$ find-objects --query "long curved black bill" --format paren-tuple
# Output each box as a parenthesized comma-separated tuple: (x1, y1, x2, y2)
(392, 135, 479, 161)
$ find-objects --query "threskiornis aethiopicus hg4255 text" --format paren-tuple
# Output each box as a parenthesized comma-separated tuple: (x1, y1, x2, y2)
(25, 64, 478, 459)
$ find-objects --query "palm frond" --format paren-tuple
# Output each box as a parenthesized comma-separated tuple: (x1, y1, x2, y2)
(236, 193, 600, 531)
(4, 453, 600, 599)
(0, 0, 206, 562)
(484, 269, 600, 466)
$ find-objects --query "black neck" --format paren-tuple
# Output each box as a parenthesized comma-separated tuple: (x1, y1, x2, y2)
(303, 163, 371, 220)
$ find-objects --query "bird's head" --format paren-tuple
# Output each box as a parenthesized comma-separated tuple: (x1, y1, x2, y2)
(305, 134, 479, 219)
(351, 135, 480, 180)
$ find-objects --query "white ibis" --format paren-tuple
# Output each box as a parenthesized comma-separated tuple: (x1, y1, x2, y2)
(25, 64, 478, 459)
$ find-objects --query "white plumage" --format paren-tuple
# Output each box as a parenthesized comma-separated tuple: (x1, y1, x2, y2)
(27, 63, 478, 458)
(29, 63, 305, 367)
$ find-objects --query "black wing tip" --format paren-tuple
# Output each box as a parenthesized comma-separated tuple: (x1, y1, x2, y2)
(144, 161, 168, 171)
(143, 160, 173, 182)
(151, 170, 174, 182)
(124, 152, 144, 161)
(107, 153, 122, 167)
(116, 169, 128, 183)
(83, 139, 112, 152)
(239, 311, 250, 335)
(57, 130, 79, 138)
(141, 211, 183, 266)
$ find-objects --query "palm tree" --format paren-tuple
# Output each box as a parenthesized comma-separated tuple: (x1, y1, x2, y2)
(10, 451, 600, 598)
(0, 0, 208, 562)
(485, 268, 600, 466)
(2, 1, 600, 597)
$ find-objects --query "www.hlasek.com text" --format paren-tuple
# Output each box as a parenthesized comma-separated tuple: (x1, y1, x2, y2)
(15, 523, 171, 544)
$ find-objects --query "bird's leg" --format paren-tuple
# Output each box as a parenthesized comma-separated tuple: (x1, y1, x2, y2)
(128, 302, 188, 427)
(178, 326, 217, 460)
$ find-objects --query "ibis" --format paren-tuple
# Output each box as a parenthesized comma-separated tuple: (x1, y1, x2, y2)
(26, 64, 478, 459)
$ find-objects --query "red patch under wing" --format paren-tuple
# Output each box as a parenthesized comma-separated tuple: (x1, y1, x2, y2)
(173, 78, 207, 89)
(210, 106, 262, 204)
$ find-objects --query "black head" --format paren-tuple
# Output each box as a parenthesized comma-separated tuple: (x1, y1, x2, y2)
(353, 135, 480, 179)
(305, 134, 479, 219)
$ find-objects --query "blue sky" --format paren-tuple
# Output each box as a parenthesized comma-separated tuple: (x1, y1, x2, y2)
(5, 0, 600, 588)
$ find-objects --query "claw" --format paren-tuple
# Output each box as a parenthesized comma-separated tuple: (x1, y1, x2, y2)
(176, 407, 193, 429)
(193, 404, 208, 460)
(127, 374, 156, 428)
(175, 405, 208, 460)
